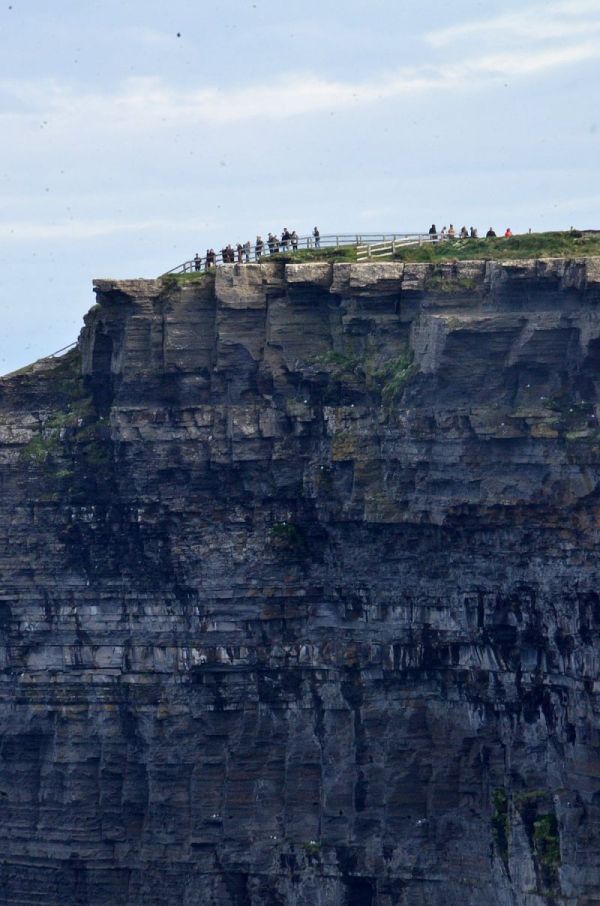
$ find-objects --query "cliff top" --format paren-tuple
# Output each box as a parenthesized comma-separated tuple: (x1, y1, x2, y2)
(260, 230, 600, 264)
(167, 230, 600, 284)
(3, 232, 600, 379)
(391, 229, 600, 263)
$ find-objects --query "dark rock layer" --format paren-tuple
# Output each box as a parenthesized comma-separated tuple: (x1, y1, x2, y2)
(1, 258, 600, 904)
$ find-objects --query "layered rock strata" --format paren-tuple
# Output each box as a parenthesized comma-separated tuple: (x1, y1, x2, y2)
(1, 258, 600, 904)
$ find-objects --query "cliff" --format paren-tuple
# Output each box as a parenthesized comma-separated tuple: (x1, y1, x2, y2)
(1, 258, 600, 905)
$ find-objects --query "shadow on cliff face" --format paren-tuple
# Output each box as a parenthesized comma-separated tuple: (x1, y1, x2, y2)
(580, 335, 600, 401)
(0, 602, 11, 632)
(86, 328, 115, 416)
(220, 869, 253, 906)
(12, 349, 192, 593)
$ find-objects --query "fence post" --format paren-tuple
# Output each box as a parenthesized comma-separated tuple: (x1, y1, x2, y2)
(368, 246, 371, 259)
(392, 240, 396, 255)
(336, 236, 339, 247)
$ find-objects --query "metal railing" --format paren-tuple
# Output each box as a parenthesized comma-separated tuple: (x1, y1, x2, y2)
(162, 232, 438, 275)
(1, 341, 78, 381)
(47, 341, 77, 358)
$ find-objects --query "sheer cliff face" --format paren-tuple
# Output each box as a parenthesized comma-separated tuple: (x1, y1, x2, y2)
(1, 258, 600, 906)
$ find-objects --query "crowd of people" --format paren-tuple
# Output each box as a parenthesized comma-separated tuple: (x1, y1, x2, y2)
(193, 227, 321, 271)
(428, 224, 513, 241)
(189, 223, 517, 272)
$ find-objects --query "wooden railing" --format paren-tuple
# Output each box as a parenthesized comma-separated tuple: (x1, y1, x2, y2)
(355, 235, 438, 260)
(162, 232, 436, 275)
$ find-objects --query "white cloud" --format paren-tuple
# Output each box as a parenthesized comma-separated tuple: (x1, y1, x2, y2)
(465, 40, 600, 77)
(0, 0, 598, 148)
(428, 0, 600, 46)
(0, 32, 597, 143)
(0, 217, 205, 241)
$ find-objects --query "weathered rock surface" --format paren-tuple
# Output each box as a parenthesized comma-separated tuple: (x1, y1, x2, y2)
(1, 258, 600, 904)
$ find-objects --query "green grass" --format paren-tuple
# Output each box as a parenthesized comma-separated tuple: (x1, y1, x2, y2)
(269, 522, 306, 553)
(313, 349, 364, 376)
(533, 814, 561, 868)
(257, 245, 357, 264)
(491, 789, 562, 889)
(533, 813, 561, 893)
(392, 231, 600, 263)
(162, 246, 357, 281)
(19, 349, 114, 487)
(311, 343, 419, 403)
(379, 352, 419, 403)
(20, 352, 89, 466)
(161, 270, 215, 287)
(514, 790, 561, 894)
(424, 274, 479, 293)
(161, 231, 600, 281)
(491, 789, 510, 869)
(22, 434, 61, 464)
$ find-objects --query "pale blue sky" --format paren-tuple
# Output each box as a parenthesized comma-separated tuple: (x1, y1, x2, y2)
(1, 0, 599, 373)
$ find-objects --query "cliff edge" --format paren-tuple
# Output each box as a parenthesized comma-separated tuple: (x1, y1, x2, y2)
(1, 258, 600, 904)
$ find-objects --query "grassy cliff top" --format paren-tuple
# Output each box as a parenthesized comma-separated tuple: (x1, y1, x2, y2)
(390, 230, 600, 263)
(168, 232, 600, 283)
(301, 230, 600, 264)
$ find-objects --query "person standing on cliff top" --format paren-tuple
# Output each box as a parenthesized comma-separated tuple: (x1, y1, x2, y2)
(470, 227, 478, 239)
(194, 253, 201, 271)
(504, 228, 513, 238)
(236, 243, 244, 263)
(429, 224, 437, 242)
(291, 230, 298, 251)
(486, 227, 497, 238)
(460, 226, 469, 239)
(243, 241, 251, 263)
(255, 236, 264, 259)
(448, 224, 456, 239)
(313, 226, 320, 248)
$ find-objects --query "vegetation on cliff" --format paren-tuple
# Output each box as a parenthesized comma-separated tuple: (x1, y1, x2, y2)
(164, 232, 600, 285)
(391, 230, 600, 263)
(18, 349, 113, 500)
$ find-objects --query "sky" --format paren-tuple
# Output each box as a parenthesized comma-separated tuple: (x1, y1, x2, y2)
(0, 0, 599, 374)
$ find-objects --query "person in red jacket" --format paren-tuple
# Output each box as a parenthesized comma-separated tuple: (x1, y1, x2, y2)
(504, 228, 513, 238)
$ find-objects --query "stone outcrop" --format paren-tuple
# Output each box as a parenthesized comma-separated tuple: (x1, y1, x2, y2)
(1, 258, 600, 904)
